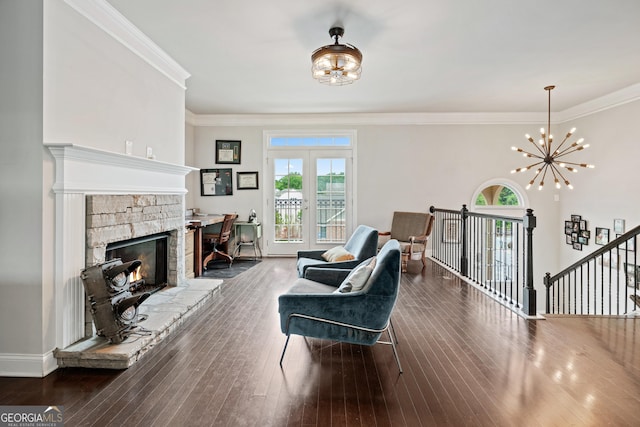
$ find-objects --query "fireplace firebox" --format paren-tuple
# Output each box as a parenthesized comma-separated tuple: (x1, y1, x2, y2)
(106, 232, 169, 293)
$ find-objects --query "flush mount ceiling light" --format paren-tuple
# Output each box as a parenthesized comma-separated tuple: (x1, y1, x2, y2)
(511, 85, 594, 190)
(311, 26, 362, 86)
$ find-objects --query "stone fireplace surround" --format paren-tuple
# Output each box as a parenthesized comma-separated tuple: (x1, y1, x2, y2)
(84, 193, 183, 336)
(46, 144, 216, 369)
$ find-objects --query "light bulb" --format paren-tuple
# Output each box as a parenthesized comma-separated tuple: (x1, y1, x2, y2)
(576, 138, 584, 144)
(526, 183, 532, 190)
(555, 181, 561, 189)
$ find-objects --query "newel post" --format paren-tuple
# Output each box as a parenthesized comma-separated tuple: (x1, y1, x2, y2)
(460, 204, 469, 277)
(543, 272, 552, 314)
(523, 208, 537, 315)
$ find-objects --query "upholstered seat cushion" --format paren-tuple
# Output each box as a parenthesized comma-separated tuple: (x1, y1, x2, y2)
(287, 278, 339, 294)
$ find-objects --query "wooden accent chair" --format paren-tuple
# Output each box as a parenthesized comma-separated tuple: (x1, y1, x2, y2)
(378, 211, 434, 272)
(203, 213, 236, 269)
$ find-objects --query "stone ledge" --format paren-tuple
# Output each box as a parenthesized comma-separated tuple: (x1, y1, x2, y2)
(54, 278, 223, 370)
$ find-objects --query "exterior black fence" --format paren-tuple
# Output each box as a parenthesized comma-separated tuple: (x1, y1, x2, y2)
(274, 198, 346, 243)
(429, 205, 537, 315)
(544, 226, 640, 315)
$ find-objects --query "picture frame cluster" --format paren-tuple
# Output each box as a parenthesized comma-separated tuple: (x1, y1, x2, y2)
(200, 140, 259, 196)
(565, 214, 589, 251)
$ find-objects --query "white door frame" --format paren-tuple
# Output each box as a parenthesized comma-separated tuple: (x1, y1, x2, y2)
(262, 130, 357, 256)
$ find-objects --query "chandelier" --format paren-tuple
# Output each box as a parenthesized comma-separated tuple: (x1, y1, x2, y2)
(511, 85, 594, 190)
(311, 27, 362, 86)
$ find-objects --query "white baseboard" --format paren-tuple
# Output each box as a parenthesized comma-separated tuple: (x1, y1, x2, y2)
(0, 350, 58, 378)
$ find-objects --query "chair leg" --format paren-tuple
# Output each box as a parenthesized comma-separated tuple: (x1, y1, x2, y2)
(401, 253, 409, 273)
(279, 335, 291, 368)
(388, 326, 403, 374)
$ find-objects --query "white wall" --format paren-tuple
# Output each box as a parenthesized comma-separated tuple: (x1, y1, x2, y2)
(556, 100, 640, 265)
(0, 0, 188, 377)
(0, 0, 45, 369)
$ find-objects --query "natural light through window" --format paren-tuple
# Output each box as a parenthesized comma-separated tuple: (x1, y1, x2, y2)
(270, 136, 351, 147)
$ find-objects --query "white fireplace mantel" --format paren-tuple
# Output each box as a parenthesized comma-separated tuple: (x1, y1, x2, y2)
(45, 143, 198, 357)
(46, 143, 197, 194)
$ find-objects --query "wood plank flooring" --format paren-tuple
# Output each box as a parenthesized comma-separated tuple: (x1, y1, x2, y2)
(1, 258, 639, 426)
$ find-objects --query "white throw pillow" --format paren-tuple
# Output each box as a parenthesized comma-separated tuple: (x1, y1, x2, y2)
(335, 257, 376, 293)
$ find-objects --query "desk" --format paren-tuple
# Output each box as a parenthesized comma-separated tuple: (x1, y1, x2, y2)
(186, 214, 225, 277)
(233, 221, 262, 260)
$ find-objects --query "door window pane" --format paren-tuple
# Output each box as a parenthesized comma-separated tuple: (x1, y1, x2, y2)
(274, 159, 303, 242)
(316, 158, 346, 243)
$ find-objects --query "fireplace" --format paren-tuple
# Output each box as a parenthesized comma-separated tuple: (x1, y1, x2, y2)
(46, 143, 197, 351)
(106, 232, 169, 291)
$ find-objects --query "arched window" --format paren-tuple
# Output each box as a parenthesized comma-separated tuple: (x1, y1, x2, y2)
(471, 179, 527, 211)
(475, 185, 519, 206)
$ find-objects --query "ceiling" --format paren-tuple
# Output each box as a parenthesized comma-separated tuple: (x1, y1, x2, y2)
(107, 0, 640, 115)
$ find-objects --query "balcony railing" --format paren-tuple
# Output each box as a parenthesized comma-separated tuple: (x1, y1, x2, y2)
(274, 198, 346, 243)
(429, 205, 537, 316)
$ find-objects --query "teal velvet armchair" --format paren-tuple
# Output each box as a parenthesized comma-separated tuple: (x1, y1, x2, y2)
(296, 224, 378, 278)
(279, 239, 403, 372)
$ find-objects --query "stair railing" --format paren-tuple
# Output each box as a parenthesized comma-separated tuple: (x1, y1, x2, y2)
(544, 225, 640, 315)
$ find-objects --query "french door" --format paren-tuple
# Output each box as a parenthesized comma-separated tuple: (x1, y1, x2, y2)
(264, 149, 353, 256)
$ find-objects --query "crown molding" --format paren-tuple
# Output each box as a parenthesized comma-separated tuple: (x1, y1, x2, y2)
(185, 109, 198, 126)
(555, 83, 640, 122)
(191, 112, 546, 127)
(64, 0, 190, 89)
(189, 84, 640, 127)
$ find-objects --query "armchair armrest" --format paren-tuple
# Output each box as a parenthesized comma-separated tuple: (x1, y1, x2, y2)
(297, 249, 326, 260)
(304, 267, 351, 286)
(378, 231, 391, 236)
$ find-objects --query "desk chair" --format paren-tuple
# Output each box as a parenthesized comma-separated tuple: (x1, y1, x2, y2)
(203, 214, 236, 268)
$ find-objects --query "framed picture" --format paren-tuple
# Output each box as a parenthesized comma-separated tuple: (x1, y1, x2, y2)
(614, 218, 625, 234)
(571, 214, 581, 222)
(578, 236, 588, 245)
(580, 230, 591, 238)
(624, 263, 640, 288)
(566, 235, 572, 245)
(442, 218, 460, 243)
(237, 171, 259, 190)
(595, 227, 609, 245)
(573, 242, 582, 251)
(580, 220, 587, 230)
(215, 140, 241, 164)
(200, 168, 233, 196)
(564, 221, 573, 235)
(571, 232, 578, 243)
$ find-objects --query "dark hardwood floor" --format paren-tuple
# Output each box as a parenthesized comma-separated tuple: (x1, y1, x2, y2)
(1, 258, 639, 426)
